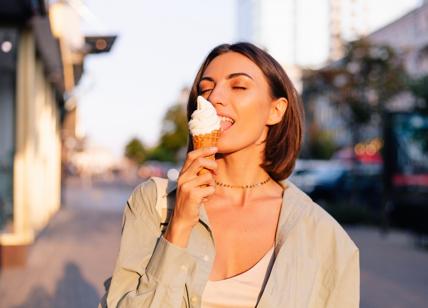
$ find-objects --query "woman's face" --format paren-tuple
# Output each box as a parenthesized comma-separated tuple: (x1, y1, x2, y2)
(198, 52, 280, 154)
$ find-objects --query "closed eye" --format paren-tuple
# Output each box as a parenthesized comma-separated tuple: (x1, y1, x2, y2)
(233, 86, 247, 90)
(200, 89, 213, 94)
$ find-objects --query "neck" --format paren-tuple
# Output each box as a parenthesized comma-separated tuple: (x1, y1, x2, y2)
(215, 127, 269, 184)
(215, 142, 270, 193)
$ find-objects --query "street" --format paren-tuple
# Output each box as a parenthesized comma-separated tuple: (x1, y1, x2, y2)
(0, 178, 127, 308)
(0, 178, 427, 308)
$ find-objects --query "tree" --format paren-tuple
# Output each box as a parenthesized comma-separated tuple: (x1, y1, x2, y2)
(124, 138, 146, 164)
(307, 126, 338, 159)
(146, 103, 188, 163)
(302, 39, 410, 208)
(302, 39, 408, 155)
(146, 146, 176, 162)
(160, 104, 188, 153)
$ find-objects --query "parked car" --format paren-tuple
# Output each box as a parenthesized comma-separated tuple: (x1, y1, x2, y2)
(290, 159, 382, 208)
(291, 160, 351, 203)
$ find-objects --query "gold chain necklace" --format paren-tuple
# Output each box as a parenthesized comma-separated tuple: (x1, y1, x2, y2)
(215, 177, 271, 189)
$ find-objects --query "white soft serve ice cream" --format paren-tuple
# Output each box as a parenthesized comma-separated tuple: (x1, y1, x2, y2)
(188, 96, 220, 135)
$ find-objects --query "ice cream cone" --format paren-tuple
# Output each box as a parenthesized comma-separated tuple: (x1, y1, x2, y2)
(189, 96, 221, 176)
(192, 129, 220, 175)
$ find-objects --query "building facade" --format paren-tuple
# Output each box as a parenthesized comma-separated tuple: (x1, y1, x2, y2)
(0, 0, 115, 267)
(369, 1, 428, 77)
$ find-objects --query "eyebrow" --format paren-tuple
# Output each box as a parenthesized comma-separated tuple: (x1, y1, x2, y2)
(199, 72, 254, 84)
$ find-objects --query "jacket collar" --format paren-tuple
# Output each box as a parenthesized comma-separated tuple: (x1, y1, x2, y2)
(275, 180, 309, 247)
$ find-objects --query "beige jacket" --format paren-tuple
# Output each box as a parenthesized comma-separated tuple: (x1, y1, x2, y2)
(101, 177, 359, 308)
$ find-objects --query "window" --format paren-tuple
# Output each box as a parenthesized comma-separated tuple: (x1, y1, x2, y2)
(0, 27, 18, 230)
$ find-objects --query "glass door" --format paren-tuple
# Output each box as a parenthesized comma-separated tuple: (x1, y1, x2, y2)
(0, 27, 18, 230)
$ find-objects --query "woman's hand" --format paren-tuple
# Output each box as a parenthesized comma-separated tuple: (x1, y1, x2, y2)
(164, 146, 218, 248)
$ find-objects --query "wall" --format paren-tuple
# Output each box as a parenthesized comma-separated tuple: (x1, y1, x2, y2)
(0, 28, 62, 266)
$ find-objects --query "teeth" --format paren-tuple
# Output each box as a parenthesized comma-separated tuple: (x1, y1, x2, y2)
(220, 116, 234, 124)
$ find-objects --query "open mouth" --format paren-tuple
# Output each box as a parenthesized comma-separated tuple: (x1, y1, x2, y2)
(220, 116, 234, 132)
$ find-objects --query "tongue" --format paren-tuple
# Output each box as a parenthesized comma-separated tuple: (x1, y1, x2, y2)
(220, 121, 233, 132)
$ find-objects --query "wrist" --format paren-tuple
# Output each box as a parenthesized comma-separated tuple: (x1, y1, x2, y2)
(164, 219, 193, 248)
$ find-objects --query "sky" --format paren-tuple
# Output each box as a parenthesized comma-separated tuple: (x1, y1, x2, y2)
(78, 0, 422, 158)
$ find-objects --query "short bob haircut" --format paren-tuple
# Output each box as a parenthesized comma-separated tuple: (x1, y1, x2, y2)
(187, 42, 304, 182)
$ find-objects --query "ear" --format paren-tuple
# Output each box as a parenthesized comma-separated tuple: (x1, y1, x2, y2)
(267, 97, 288, 125)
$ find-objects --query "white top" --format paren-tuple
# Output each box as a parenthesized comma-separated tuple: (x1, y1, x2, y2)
(201, 247, 275, 308)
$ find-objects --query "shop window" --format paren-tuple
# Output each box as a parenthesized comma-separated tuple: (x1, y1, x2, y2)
(0, 27, 18, 230)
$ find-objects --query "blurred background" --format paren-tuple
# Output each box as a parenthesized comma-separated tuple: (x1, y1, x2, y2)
(0, 0, 427, 307)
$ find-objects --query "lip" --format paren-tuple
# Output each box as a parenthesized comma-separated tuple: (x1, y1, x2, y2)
(221, 124, 233, 133)
(217, 113, 235, 122)
(216, 110, 235, 134)
(220, 123, 233, 133)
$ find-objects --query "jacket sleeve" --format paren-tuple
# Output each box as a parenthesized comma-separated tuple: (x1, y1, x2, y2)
(326, 248, 360, 308)
(100, 179, 196, 308)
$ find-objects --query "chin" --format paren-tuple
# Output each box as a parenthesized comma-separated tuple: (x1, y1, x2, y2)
(216, 138, 236, 154)
(216, 138, 252, 155)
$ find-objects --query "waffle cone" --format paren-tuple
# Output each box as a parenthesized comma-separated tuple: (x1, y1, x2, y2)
(192, 130, 220, 176)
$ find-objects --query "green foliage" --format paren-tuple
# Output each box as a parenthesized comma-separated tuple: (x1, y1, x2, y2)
(124, 138, 146, 164)
(123, 102, 188, 164)
(159, 104, 189, 154)
(146, 103, 188, 163)
(145, 146, 176, 162)
(307, 127, 338, 159)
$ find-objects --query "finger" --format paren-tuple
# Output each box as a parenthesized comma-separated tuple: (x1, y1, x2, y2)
(181, 147, 217, 173)
(193, 171, 215, 187)
(186, 157, 217, 177)
(197, 185, 216, 200)
(180, 171, 214, 189)
(181, 147, 217, 174)
(184, 182, 216, 204)
(180, 157, 217, 183)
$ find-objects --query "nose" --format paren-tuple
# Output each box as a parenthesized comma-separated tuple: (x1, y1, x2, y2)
(207, 83, 227, 107)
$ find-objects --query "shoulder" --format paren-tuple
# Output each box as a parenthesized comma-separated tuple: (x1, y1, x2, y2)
(126, 177, 157, 216)
(125, 177, 176, 221)
(281, 180, 358, 258)
(123, 177, 168, 215)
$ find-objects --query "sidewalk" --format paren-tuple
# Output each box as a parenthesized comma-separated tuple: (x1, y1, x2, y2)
(0, 178, 132, 308)
(348, 226, 428, 308)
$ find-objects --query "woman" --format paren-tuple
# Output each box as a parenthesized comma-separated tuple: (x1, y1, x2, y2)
(101, 42, 359, 308)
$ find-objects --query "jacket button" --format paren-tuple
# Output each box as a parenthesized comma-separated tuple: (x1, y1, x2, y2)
(203, 255, 210, 262)
(191, 296, 198, 303)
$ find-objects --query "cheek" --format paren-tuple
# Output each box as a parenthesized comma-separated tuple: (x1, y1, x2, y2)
(217, 101, 270, 153)
(237, 94, 271, 131)
(239, 97, 271, 127)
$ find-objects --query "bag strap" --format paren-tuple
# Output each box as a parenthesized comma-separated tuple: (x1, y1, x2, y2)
(151, 176, 168, 222)
(151, 176, 179, 228)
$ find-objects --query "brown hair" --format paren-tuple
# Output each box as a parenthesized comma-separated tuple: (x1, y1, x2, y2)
(187, 42, 304, 181)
